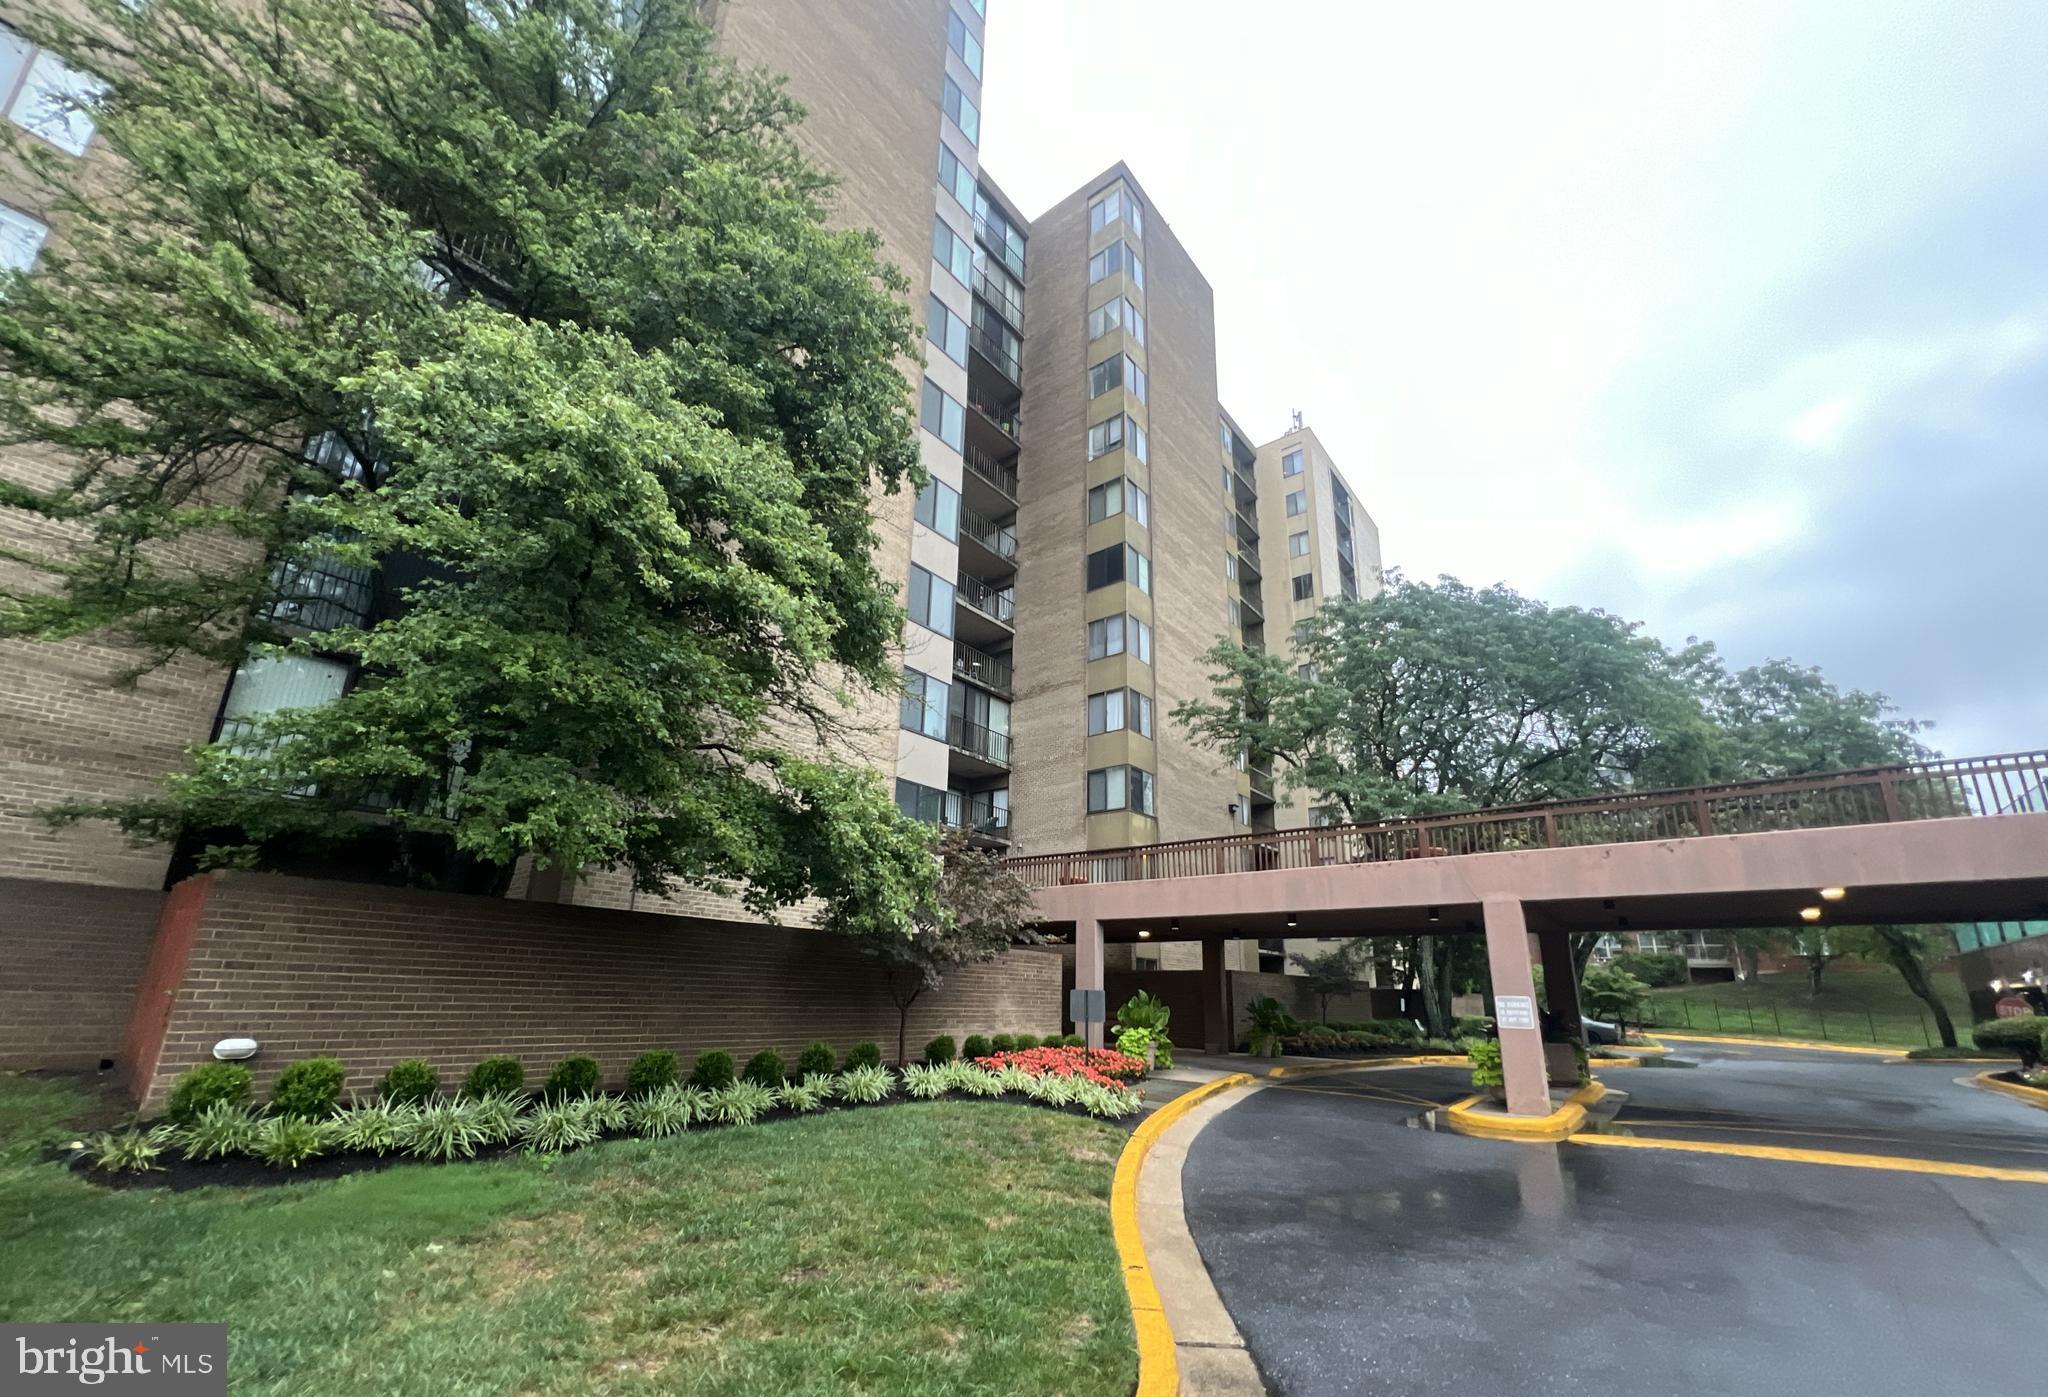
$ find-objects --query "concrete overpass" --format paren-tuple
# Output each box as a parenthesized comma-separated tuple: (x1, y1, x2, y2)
(1007, 752, 2048, 1117)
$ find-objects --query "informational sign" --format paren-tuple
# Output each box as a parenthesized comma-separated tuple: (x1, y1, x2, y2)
(1068, 987, 1106, 1023)
(1495, 994, 1537, 1031)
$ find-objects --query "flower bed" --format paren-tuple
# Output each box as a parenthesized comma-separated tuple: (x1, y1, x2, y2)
(973, 1044, 1147, 1087)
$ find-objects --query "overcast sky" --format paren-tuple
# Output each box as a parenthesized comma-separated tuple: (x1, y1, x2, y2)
(978, 1, 2048, 759)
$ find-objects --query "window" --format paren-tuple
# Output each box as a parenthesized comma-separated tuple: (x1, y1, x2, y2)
(974, 188, 1027, 278)
(1130, 420, 1148, 465)
(908, 565, 956, 638)
(896, 778, 963, 827)
(1086, 613, 1125, 660)
(1297, 663, 1318, 682)
(969, 0, 986, 14)
(1126, 357, 1146, 403)
(1123, 299, 1146, 346)
(1129, 481, 1149, 526)
(1086, 414, 1125, 460)
(1132, 690, 1153, 736)
(1282, 449, 1304, 477)
(1088, 765, 1157, 815)
(1086, 545, 1149, 593)
(1087, 300, 1118, 341)
(1086, 688, 1125, 735)
(216, 654, 353, 747)
(900, 667, 949, 740)
(1292, 573, 1315, 602)
(946, 9, 983, 78)
(1134, 617, 1153, 663)
(932, 215, 972, 284)
(936, 143, 975, 210)
(1089, 187, 1145, 239)
(0, 202, 47, 274)
(926, 293, 967, 367)
(1130, 547, 1151, 593)
(4, 33, 102, 157)
(1088, 240, 1141, 287)
(1086, 355, 1120, 399)
(1289, 530, 1310, 558)
(914, 477, 960, 540)
(971, 298, 1021, 380)
(920, 378, 965, 452)
(942, 76, 979, 145)
(1087, 478, 1123, 524)
(973, 248, 1023, 325)
(1285, 489, 1306, 517)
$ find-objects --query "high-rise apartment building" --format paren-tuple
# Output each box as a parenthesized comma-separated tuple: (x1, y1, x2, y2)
(0, 1, 1380, 979)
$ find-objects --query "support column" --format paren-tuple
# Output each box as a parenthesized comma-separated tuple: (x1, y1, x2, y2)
(1075, 916, 1105, 1051)
(1200, 935, 1230, 1054)
(1537, 925, 1582, 1036)
(1482, 897, 1551, 1117)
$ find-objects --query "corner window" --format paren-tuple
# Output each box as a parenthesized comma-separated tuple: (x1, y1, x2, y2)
(914, 477, 961, 541)
(936, 143, 975, 210)
(1086, 688, 1125, 734)
(942, 76, 979, 145)
(920, 378, 965, 452)
(1130, 421, 1148, 465)
(1086, 545, 1149, 594)
(1134, 617, 1153, 663)
(0, 202, 47, 274)
(1087, 240, 1142, 287)
(908, 565, 956, 638)
(1087, 765, 1156, 815)
(926, 294, 967, 367)
(1283, 449, 1304, 477)
(1087, 414, 1125, 460)
(1285, 490, 1306, 517)
(1129, 481, 1149, 526)
(946, 10, 983, 79)
(1086, 613, 1125, 660)
(1292, 573, 1315, 602)
(900, 667, 949, 740)
(932, 215, 972, 284)
(1289, 531, 1310, 558)
(4, 34, 102, 157)
(896, 778, 963, 827)
(1086, 478, 1124, 524)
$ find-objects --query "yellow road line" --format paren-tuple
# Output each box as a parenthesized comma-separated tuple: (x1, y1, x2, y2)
(1112, 1073, 1256, 1396)
(1971, 1071, 2048, 1113)
(1646, 1031, 1902, 1057)
(1567, 1131, 2048, 1183)
(1606, 1117, 2048, 1156)
(1269, 1081, 1452, 1109)
(1265, 1054, 1470, 1079)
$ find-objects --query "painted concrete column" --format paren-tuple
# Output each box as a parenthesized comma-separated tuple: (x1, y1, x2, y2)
(1482, 896, 1551, 1117)
(1200, 935, 1230, 1053)
(1075, 915, 1105, 1050)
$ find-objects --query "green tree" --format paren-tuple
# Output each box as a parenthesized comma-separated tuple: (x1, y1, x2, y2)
(1288, 939, 1367, 1023)
(1580, 962, 1650, 1032)
(1832, 925, 1961, 1049)
(860, 836, 1043, 1067)
(0, 0, 939, 935)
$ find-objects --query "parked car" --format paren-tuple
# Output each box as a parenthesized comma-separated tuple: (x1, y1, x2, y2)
(1580, 1016, 1621, 1046)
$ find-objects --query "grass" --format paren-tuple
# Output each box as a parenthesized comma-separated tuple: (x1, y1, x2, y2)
(0, 1075, 1136, 1396)
(1641, 965, 1978, 1049)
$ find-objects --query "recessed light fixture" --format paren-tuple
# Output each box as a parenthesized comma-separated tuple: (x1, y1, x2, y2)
(1799, 906, 1822, 922)
(1139, 928, 1152, 939)
(1287, 913, 1298, 928)
(1602, 899, 1615, 911)
(1617, 916, 1630, 930)
(1819, 887, 1846, 902)
(1170, 919, 1180, 934)
(1427, 907, 1440, 923)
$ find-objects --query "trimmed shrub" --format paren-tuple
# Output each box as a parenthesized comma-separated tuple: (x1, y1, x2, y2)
(742, 1050, 786, 1088)
(1450, 1017, 1493, 1042)
(1973, 1016, 2048, 1068)
(463, 1055, 524, 1098)
(626, 1050, 680, 1096)
(520, 1099, 600, 1155)
(961, 1034, 994, 1061)
(256, 1114, 331, 1169)
(1467, 1039, 1505, 1089)
(165, 1062, 253, 1126)
(378, 1058, 439, 1106)
(542, 1055, 603, 1100)
(88, 1126, 173, 1173)
(796, 1042, 837, 1081)
(405, 1099, 490, 1161)
(1904, 1044, 2011, 1060)
(334, 1100, 417, 1156)
(713, 1079, 777, 1125)
(837, 1064, 894, 1104)
(271, 1057, 347, 1119)
(1012, 1033, 1041, 1050)
(842, 1041, 882, 1072)
(176, 1101, 263, 1160)
(689, 1049, 737, 1091)
(990, 1033, 1019, 1053)
(1611, 950, 1688, 988)
(923, 1035, 957, 1065)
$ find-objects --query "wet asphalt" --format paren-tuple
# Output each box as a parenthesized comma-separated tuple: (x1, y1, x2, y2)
(1181, 1047, 2048, 1397)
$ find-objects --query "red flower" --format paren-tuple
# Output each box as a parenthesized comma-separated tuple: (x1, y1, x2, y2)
(970, 1044, 1147, 1088)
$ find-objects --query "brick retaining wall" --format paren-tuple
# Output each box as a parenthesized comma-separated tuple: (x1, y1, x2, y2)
(0, 878, 164, 1071)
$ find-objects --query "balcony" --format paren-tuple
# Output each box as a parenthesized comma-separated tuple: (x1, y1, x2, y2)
(972, 268, 1024, 330)
(1237, 545, 1262, 581)
(968, 392, 1021, 444)
(953, 640, 1013, 696)
(958, 502, 1018, 582)
(954, 797, 1011, 848)
(971, 214, 1025, 280)
(969, 322, 1022, 386)
(964, 445, 1017, 501)
(948, 716, 1012, 774)
(1234, 507, 1260, 548)
(1238, 586, 1265, 623)
(954, 573, 1015, 647)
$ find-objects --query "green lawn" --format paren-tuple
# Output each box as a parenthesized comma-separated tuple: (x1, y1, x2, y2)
(1641, 965, 1977, 1049)
(0, 1076, 1136, 1396)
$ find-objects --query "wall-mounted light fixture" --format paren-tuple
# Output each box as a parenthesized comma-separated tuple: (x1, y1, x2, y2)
(1799, 906, 1822, 922)
(212, 1037, 258, 1061)
(1138, 928, 1152, 939)
(1819, 887, 1846, 902)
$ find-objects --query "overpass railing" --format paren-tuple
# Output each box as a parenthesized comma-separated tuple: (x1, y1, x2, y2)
(1003, 750, 2048, 889)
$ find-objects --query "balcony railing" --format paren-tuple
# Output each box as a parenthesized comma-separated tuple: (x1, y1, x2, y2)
(1237, 545, 1262, 580)
(970, 323, 1023, 384)
(949, 717, 1012, 767)
(956, 574, 1015, 626)
(972, 268, 1024, 328)
(953, 641, 1014, 695)
(969, 394, 1021, 441)
(959, 503, 1018, 563)
(1235, 508, 1260, 547)
(963, 446, 1018, 500)
(955, 799, 1012, 844)
(971, 214, 1025, 280)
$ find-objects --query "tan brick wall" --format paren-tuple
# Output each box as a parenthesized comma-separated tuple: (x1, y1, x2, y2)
(0, 877, 164, 1069)
(133, 873, 1061, 1109)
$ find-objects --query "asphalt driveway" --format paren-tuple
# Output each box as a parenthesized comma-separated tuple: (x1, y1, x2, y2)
(1182, 1049, 2048, 1396)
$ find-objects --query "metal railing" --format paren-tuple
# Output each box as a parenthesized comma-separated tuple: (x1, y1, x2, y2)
(955, 574, 1015, 626)
(972, 268, 1024, 328)
(970, 323, 1022, 384)
(949, 717, 1012, 767)
(969, 395, 1021, 441)
(955, 800, 1012, 842)
(953, 641, 1013, 694)
(1004, 750, 2048, 888)
(963, 446, 1018, 500)
(959, 503, 1018, 562)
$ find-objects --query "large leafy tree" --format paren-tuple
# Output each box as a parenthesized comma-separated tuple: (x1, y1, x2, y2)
(1831, 925, 1962, 1048)
(0, 0, 940, 935)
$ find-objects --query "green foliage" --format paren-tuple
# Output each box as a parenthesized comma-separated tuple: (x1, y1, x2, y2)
(1610, 951, 1689, 988)
(1012, 1034, 1040, 1050)
(990, 1034, 1019, 1054)
(333, 1100, 418, 1156)
(1581, 963, 1652, 1025)
(796, 1042, 838, 1082)
(842, 1042, 883, 1072)
(1072, 1081, 1140, 1120)
(1115, 991, 1171, 1035)
(405, 1099, 490, 1162)
(1287, 941, 1368, 1021)
(626, 1050, 680, 1097)
(712, 1080, 777, 1126)
(467, 1093, 524, 1147)
(922, 1036, 956, 1065)
(1450, 1017, 1493, 1041)
(1903, 1045, 2009, 1060)
(1467, 1040, 1505, 1089)
(1114, 1027, 1171, 1069)
(377, 1059, 440, 1107)
(777, 1080, 828, 1113)
(689, 1050, 737, 1091)
(165, 1063, 253, 1126)
(463, 1056, 524, 1099)
(519, 1100, 600, 1155)
(0, 0, 941, 942)
(628, 1084, 702, 1139)
(836, 1065, 894, 1105)
(582, 1095, 629, 1134)
(1026, 1073, 1079, 1108)
(271, 1058, 347, 1120)
(962, 1035, 994, 1060)
(542, 1055, 603, 1101)
(1973, 1017, 2048, 1068)
(175, 1102, 264, 1161)
(86, 1126, 174, 1173)
(741, 1050, 786, 1088)
(255, 1114, 331, 1169)
(902, 1064, 948, 1099)
(1246, 997, 1299, 1035)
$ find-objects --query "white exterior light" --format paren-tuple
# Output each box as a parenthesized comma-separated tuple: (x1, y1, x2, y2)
(212, 1037, 259, 1061)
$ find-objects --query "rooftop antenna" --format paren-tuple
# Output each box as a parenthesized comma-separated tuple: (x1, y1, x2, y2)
(1290, 409, 1304, 432)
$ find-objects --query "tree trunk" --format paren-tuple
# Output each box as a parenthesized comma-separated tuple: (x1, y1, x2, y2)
(1885, 940, 1959, 1048)
(1414, 936, 1452, 1038)
(1806, 956, 1828, 999)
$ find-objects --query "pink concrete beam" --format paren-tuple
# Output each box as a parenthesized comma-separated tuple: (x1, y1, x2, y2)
(1484, 898, 1551, 1116)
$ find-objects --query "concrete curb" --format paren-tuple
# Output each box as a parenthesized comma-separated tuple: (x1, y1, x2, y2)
(1445, 1080, 1607, 1140)
(1113, 1072, 1257, 1396)
(1646, 1030, 1903, 1057)
(1970, 1070, 2048, 1112)
(1264, 1054, 1469, 1079)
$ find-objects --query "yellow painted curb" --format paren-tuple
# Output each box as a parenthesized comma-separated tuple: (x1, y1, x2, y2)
(1971, 1071, 2048, 1112)
(1444, 1079, 1606, 1140)
(1265, 1054, 1470, 1079)
(1567, 1131, 2048, 1184)
(1112, 1072, 1256, 1397)
(1647, 1030, 1903, 1057)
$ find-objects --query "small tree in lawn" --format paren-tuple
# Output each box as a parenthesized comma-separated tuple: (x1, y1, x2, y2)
(1832, 925, 1961, 1048)
(859, 835, 1042, 1067)
(1580, 963, 1650, 1038)
(1288, 940, 1367, 1023)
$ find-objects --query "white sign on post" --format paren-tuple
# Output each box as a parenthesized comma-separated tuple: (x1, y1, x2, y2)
(1495, 995, 1537, 1031)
